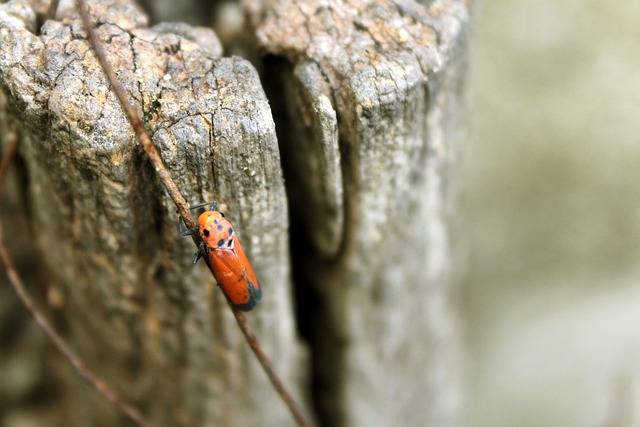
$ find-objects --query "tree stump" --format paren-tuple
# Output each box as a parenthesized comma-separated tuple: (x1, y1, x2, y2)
(244, 1, 472, 426)
(0, 0, 472, 426)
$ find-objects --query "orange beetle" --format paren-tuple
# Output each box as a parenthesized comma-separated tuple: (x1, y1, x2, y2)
(181, 202, 262, 311)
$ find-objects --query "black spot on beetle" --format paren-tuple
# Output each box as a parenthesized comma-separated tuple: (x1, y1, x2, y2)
(203, 229, 210, 237)
(217, 239, 225, 247)
(228, 228, 233, 236)
(227, 238, 233, 247)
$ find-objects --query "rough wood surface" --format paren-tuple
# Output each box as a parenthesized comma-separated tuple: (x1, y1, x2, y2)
(0, 0, 473, 426)
(245, 1, 471, 426)
(0, 1, 305, 426)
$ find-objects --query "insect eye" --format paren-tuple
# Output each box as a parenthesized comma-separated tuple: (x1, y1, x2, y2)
(217, 239, 225, 247)
(203, 229, 210, 237)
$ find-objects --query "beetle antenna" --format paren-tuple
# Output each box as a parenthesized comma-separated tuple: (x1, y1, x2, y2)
(189, 201, 218, 211)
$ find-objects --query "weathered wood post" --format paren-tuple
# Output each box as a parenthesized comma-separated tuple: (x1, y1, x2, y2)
(244, 1, 471, 426)
(1, 1, 304, 426)
(0, 0, 472, 426)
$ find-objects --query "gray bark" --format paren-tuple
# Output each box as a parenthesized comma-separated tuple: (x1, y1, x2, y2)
(244, 1, 471, 426)
(1, 1, 304, 426)
(0, 0, 472, 426)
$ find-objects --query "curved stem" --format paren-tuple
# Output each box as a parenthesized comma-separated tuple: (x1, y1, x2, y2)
(0, 140, 158, 427)
(230, 306, 313, 427)
(45, 0, 61, 21)
(73, 0, 193, 228)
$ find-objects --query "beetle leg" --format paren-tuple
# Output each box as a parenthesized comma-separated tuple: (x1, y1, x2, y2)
(192, 242, 207, 264)
(178, 216, 199, 237)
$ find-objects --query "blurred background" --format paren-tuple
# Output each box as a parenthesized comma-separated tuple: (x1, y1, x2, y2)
(463, 1, 640, 426)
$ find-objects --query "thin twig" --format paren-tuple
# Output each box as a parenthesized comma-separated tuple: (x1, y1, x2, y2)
(0, 140, 158, 427)
(0, 138, 18, 189)
(73, 0, 193, 228)
(74, 1, 314, 426)
(230, 306, 313, 427)
(45, 0, 61, 21)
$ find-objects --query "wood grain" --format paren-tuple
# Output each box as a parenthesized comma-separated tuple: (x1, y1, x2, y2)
(246, 1, 472, 426)
(0, 1, 304, 426)
(0, 0, 473, 426)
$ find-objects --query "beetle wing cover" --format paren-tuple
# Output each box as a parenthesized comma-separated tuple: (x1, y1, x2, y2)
(208, 242, 262, 310)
